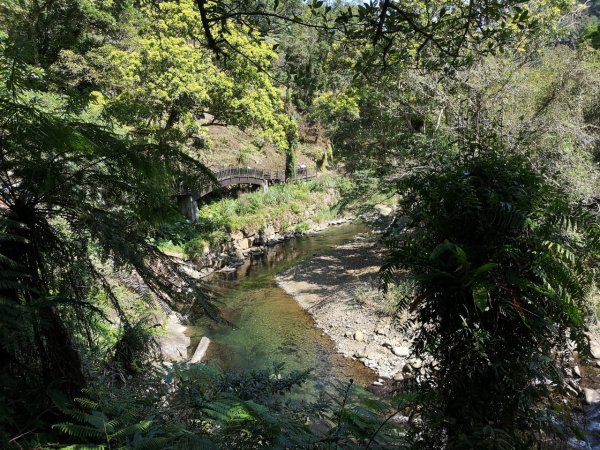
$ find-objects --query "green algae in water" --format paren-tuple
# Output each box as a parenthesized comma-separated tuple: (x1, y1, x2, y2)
(189, 224, 377, 394)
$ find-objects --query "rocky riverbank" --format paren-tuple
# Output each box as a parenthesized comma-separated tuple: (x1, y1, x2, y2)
(158, 216, 359, 363)
(273, 231, 600, 448)
(275, 233, 419, 382)
(170, 217, 357, 280)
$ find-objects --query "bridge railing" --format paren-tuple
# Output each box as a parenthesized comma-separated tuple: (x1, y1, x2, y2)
(212, 166, 317, 183)
(294, 167, 317, 181)
(178, 165, 319, 196)
(214, 166, 272, 182)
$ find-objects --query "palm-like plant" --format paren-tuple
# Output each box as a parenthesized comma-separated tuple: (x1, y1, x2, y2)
(0, 96, 215, 445)
(382, 151, 600, 448)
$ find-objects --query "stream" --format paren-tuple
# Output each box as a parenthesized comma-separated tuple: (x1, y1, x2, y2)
(187, 223, 600, 446)
(188, 223, 377, 394)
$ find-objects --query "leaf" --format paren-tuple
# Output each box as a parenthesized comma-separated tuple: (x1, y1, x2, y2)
(429, 240, 455, 261)
(471, 262, 497, 280)
(473, 286, 489, 312)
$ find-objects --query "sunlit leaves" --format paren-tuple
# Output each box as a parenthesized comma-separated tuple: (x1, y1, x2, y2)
(89, 0, 294, 152)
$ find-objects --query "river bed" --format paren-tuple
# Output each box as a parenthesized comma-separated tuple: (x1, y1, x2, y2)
(188, 223, 377, 393)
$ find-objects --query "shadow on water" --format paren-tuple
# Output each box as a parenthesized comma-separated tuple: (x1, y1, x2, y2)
(188, 223, 377, 395)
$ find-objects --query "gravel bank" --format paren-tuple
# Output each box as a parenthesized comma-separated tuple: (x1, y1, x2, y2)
(276, 234, 417, 380)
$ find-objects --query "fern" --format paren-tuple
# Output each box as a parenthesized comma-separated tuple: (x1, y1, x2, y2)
(381, 151, 600, 447)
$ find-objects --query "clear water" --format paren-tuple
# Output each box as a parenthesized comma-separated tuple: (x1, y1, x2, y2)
(189, 223, 377, 393)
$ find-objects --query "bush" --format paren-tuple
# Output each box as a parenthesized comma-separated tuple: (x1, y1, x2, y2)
(184, 237, 209, 258)
(48, 362, 404, 449)
(153, 219, 198, 245)
(382, 151, 600, 447)
(295, 221, 311, 233)
(173, 177, 348, 257)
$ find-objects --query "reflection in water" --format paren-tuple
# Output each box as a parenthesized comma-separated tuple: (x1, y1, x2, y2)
(189, 223, 377, 393)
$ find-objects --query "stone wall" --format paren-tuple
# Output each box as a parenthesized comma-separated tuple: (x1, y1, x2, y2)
(187, 217, 353, 277)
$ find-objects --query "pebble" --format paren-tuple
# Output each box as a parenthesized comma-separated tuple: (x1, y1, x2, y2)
(408, 357, 423, 369)
(566, 384, 579, 397)
(353, 347, 367, 358)
(354, 330, 365, 342)
(393, 372, 404, 381)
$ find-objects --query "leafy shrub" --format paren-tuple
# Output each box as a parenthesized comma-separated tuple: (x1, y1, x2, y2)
(49, 363, 404, 449)
(295, 221, 311, 233)
(382, 151, 600, 448)
(152, 219, 198, 246)
(184, 237, 209, 259)
(289, 200, 303, 214)
(313, 206, 338, 223)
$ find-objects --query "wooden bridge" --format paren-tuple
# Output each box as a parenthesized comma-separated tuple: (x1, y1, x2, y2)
(177, 166, 317, 221)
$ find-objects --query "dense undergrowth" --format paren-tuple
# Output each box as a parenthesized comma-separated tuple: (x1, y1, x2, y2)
(23, 361, 407, 449)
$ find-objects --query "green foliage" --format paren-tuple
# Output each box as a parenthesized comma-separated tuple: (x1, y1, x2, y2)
(1, 0, 598, 448)
(0, 0, 132, 69)
(186, 176, 345, 257)
(0, 95, 216, 447)
(381, 150, 600, 447)
(295, 221, 311, 233)
(152, 219, 198, 246)
(183, 237, 210, 259)
(113, 321, 160, 376)
(49, 363, 403, 449)
(87, 0, 295, 154)
(582, 17, 600, 49)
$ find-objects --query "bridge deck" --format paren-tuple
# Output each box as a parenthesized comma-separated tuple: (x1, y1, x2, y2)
(176, 166, 318, 221)
(178, 166, 317, 199)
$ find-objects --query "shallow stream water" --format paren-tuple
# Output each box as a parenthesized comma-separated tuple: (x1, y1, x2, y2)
(188, 223, 377, 393)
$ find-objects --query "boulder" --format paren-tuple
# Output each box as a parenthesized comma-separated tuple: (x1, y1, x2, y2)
(190, 337, 211, 363)
(353, 347, 367, 358)
(392, 346, 410, 357)
(158, 314, 190, 362)
(407, 357, 423, 369)
(238, 238, 252, 250)
(374, 204, 393, 216)
(230, 230, 244, 241)
(584, 388, 600, 405)
(591, 342, 600, 359)
(393, 372, 404, 381)
(258, 223, 276, 245)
